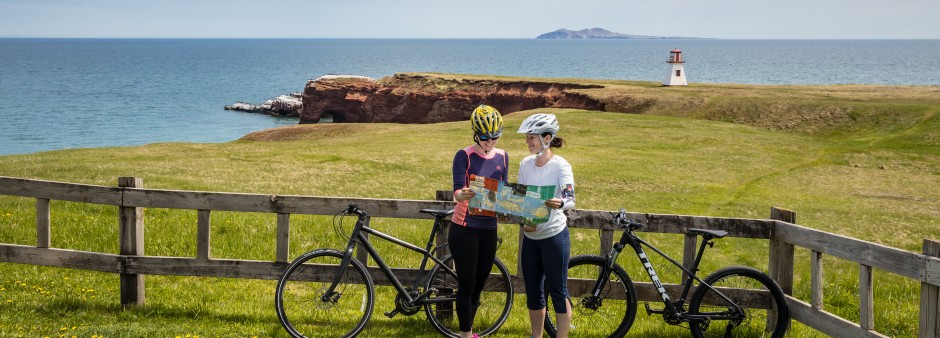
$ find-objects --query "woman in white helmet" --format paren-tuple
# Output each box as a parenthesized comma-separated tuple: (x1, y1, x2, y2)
(516, 113, 575, 338)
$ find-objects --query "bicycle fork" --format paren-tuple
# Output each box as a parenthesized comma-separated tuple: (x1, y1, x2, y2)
(322, 212, 369, 304)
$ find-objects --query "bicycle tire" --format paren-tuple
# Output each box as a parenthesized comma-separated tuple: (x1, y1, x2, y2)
(275, 249, 374, 338)
(688, 266, 789, 338)
(424, 255, 513, 337)
(545, 254, 638, 338)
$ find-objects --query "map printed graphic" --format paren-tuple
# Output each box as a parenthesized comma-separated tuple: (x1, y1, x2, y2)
(467, 174, 555, 225)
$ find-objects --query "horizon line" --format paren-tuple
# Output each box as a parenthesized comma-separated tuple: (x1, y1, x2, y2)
(2, 36, 939, 40)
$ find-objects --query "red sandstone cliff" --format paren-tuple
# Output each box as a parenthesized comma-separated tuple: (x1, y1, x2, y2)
(300, 74, 606, 124)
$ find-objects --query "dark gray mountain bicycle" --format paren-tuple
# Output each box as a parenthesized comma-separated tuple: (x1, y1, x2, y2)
(274, 204, 513, 338)
(544, 209, 789, 338)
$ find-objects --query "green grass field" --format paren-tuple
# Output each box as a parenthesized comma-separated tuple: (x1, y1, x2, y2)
(1, 77, 938, 337)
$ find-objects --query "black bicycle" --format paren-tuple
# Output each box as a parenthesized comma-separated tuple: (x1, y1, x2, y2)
(544, 209, 789, 338)
(274, 204, 513, 338)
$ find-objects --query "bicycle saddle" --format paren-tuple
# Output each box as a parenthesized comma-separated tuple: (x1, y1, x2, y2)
(420, 209, 454, 218)
(686, 228, 728, 239)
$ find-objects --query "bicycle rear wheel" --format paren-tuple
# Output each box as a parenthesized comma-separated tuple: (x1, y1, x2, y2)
(275, 249, 374, 338)
(545, 254, 638, 338)
(424, 255, 513, 337)
(688, 266, 789, 338)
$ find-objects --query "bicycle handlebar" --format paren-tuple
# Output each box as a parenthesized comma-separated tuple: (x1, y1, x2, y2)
(345, 203, 368, 217)
(614, 208, 644, 230)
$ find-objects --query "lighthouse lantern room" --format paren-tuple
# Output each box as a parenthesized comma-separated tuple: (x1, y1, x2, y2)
(663, 48, 688, 86)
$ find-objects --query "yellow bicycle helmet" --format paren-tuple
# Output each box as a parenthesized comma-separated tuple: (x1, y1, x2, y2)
(470, 104, 503, 140)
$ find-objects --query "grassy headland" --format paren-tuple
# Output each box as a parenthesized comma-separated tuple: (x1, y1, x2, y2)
(0, 75, 938, 337)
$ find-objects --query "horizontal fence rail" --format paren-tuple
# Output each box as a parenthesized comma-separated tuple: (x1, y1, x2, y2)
(0, 176, 938, 337)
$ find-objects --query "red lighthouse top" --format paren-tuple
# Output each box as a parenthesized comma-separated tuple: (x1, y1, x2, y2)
(668, 49, 684, 63)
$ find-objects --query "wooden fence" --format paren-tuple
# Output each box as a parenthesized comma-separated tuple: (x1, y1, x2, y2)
(0, 176, 938, 337)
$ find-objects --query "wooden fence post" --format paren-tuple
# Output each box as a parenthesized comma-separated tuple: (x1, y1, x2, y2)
(921, 239, 940, 338)
(600, 228, 614, 258)
(435, 190, 455, 321)
(276, 213, 290, 263)
(36, 198, 50, 248)
(119, 177, 145, 308)
(683, 234, 698, 284)
(769, 207, 795, 295)
(768, 207, 795, 332)
(434, 190, 452, 263)
(860, 264, 874, 330)
(357, 217, 370, 265)
(196, 209, 211, 260)
(811, 251, 824, 310)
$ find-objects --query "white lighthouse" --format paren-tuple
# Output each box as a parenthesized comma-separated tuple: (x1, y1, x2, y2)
(663, 48, 688, 86)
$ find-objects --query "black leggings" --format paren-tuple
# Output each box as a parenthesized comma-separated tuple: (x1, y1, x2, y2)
(448, 222, 498, 333)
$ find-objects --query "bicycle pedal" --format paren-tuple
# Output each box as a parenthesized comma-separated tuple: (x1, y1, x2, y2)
(384, 309, 399, 318)
(644, 302, 664, 315)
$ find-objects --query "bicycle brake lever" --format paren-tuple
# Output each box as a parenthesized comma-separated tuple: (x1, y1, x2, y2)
(612, 208, 627, 224)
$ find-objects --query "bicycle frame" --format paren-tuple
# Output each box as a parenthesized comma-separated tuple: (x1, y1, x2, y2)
(596, 221, 744, 323)
(324, 207, 457, 307)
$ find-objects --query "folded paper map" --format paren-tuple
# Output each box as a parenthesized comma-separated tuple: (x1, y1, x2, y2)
(467, 174, 555, 225)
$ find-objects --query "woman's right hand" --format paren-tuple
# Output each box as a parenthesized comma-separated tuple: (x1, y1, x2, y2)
(455, 188, 475, 201)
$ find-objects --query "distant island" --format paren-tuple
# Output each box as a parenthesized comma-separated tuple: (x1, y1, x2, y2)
(536, 28, 703, 39)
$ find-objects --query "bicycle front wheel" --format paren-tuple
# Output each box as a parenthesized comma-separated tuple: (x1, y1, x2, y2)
(275, 249, 374, 338)
(545, 254, 638, 338)
(688, 266, 789, 338)
(424, 255, 513, 337)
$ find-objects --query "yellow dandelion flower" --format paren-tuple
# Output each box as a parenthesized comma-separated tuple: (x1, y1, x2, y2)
(60, 327, 67, 331)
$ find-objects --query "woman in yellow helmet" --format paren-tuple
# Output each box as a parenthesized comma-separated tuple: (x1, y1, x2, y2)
(449, 104, 509, 338)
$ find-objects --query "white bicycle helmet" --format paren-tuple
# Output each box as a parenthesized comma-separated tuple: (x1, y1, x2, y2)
(517, 114, 559, 136)
(517, 114, 560, 156)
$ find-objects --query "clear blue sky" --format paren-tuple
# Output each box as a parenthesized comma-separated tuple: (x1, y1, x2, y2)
(2, 0, 938, 39)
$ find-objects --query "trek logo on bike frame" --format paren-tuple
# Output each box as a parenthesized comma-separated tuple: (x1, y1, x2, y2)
(638, 251, 671, 303)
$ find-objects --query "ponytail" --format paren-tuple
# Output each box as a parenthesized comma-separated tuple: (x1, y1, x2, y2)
(542, 133, 565, 148)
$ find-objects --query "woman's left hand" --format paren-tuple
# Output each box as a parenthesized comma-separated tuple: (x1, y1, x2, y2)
(544, 198, 563, 209)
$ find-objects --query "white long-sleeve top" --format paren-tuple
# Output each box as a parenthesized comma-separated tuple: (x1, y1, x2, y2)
(517, 154, 575, 240)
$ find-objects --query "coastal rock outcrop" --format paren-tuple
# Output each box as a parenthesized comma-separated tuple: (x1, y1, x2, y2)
(299, 74, 606, 124)
(225, 93, 303, 117)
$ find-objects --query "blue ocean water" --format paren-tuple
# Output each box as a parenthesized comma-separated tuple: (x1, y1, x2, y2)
(1, 38, 939, 155)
